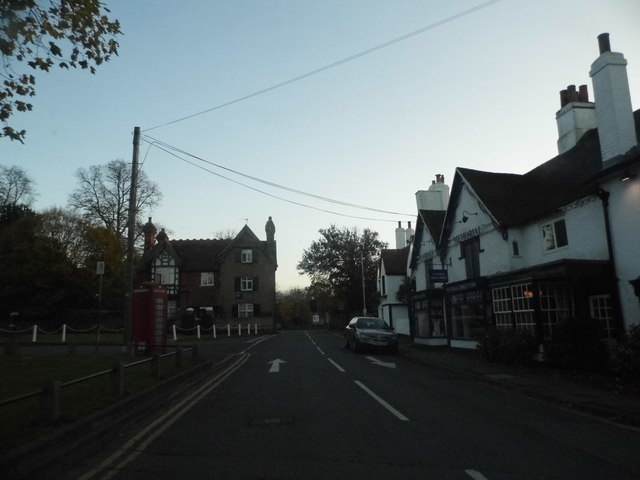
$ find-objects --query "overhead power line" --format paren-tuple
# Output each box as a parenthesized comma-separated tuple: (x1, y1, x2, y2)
(143, 0, 502, 132)
(143, 134, 414, 217)
(141, 135, 412, 223)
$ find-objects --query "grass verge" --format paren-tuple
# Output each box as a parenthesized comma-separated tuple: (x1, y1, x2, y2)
(0, 352, 200, 450)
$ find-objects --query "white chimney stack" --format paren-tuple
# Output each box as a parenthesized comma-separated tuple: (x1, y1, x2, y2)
(405, 221, 414, 245)
(589, 33, 637, 163)
(395, 221, 406, 249)
(416, 174, 449, 211)
(556, 84, 596, 154)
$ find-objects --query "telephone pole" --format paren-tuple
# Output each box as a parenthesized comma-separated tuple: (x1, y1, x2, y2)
(124, 127, 140, 350)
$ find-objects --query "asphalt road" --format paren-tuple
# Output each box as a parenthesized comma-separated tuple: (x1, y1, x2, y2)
(70, 330, 640, 480)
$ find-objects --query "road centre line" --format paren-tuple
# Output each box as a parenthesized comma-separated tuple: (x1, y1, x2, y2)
(327, 358, 346, 372)
(465, 469, 490, 480)
(354, 380, 409, 421)
(316, 346, 325, 355)
(77, 353, 250, 480)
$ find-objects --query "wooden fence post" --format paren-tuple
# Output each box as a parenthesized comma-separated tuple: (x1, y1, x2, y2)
(112, 362, 124, 397)
(175, 348, 183, 369)
(41, 380, 61, 424)
(152, 354, 162, 378)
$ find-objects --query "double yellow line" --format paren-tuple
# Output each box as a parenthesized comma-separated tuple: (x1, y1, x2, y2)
(78, 353, 250, 480)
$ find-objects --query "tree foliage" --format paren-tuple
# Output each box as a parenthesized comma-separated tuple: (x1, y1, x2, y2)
(276, 288, 312, 327)
(297, 225, 386, 318)
(0, 0, 122, 142)
(0, 165, 36, 208)
(68, 159, 162, 240)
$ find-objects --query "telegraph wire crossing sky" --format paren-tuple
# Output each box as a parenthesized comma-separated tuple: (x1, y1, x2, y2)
(4, 0, 640, 291)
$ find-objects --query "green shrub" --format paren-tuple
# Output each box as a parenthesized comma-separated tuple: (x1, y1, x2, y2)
(613, 324, 640, 380)
(544, 317, 609, 371)
(477, 328, 538, 366)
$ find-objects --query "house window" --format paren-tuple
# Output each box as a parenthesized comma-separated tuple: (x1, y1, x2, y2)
(200, 272, 214, 286)
(153, 252, 178, 294)
(541, 219, 568, 251)
(241, 249, 253, 263)
(240, 276, 253, 291)
(589, 294, 614, 339)
(239, 303, 253, 318)
(539, 282, 571, 337)
(512, 241, 520, 256)
(381, 276, 386, 295)
(460, 237, 481, 279)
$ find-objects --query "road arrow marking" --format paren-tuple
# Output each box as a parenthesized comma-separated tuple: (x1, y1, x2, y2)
(365, 356, 396, 369)
(267, 358, 286, 373)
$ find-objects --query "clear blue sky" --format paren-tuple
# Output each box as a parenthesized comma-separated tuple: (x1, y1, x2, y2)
(3, 0, 640, 291)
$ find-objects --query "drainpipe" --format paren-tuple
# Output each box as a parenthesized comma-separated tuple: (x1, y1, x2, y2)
(597, 189, 625, 336)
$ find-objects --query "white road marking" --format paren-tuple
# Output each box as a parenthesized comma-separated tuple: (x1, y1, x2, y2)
(316, 346, 325, 355)
(267, 358, 286, 373)
(327, 358, 345, 372)
(354, 381, 409, 421)
(465, 469, 490, 480)
(365, 355, 396, 369)
(241, 334, 275, 353)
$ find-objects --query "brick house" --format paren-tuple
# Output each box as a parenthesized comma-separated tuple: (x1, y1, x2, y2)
(137, 217, 277, 329)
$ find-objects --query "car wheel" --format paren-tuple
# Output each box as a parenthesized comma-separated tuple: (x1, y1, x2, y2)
(352, 338, 360, 353)
(344, 336, 350, 349)
(389, 345, 398, 355)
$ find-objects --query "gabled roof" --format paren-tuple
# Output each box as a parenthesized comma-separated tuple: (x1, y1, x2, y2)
(419, 209, 446, 242)
(448, 109, 640, 231)
(217, 224, 276, 264)
(380, 246, 410, 276)
(139, 237, 230, 271)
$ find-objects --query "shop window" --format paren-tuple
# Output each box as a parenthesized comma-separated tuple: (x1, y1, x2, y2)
(589, 294, 614, 339)
(541, 219, 568, 251)
(460, 237, 481, 278)
(539, 282, 572, 337)
(491, 283, 534, 333)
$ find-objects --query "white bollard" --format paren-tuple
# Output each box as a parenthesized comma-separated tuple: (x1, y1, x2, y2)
(254, 323, 258, 335)
(197, 325, 201, 339)
(246, 323, 250, 335)
(32, 324, 37, 343)
(213, 325, 217, 339)
(62, 324, 67, 343)
(227, 324, 231, 337)
(172, 324, 177, 341)
(238, 324, 241, 336)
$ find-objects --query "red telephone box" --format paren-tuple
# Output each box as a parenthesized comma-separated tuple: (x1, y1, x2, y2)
(132, 282, 168, 354)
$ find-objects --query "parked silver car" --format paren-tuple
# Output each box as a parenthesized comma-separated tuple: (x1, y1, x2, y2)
(344, 316, 398, 354)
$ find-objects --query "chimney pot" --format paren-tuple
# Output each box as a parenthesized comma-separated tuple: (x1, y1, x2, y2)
(559, 89, 568, 107)
(598, 33, 611, 54)
(567, 85, 578, 102)
(578, 84, 589, 102)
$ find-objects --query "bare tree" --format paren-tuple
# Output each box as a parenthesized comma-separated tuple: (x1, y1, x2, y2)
(68, 159, 162, 240)
(0, 164, 36, 208)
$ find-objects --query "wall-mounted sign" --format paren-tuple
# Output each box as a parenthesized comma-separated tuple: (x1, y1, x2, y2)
(429, 269, 448, 283)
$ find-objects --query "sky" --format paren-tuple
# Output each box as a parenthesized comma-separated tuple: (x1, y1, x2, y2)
(3, 0, 640, 291)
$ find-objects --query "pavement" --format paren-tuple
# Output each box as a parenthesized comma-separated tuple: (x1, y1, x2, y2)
(397, 338, 640, 429)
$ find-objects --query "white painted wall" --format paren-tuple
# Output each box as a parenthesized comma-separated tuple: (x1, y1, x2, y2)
(445, 190, 610, 284)
(603, 175, 640, 330)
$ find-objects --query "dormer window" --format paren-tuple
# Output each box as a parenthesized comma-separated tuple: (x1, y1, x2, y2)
(542, 219, 568, 251)
(201, 272, 214, 286)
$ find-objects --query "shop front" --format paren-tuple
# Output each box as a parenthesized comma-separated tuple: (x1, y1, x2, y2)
(444, 278, 490, 349)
